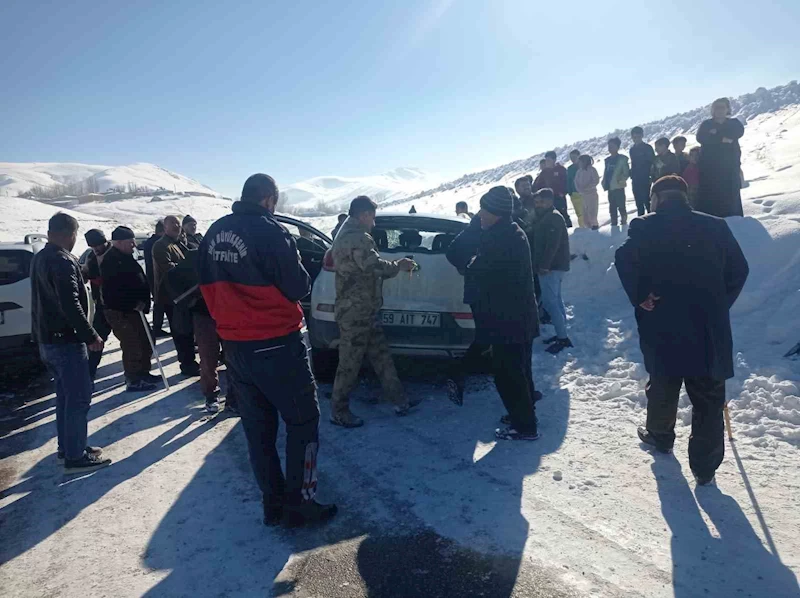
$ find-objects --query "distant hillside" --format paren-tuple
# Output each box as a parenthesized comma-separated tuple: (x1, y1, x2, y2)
(0, 162, 221, 198)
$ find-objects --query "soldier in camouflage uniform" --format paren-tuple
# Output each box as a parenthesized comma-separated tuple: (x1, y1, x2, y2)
(330, 196, 419, 428)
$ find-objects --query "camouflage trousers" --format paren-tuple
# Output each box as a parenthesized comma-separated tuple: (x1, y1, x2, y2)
(331, 316, 404, 416)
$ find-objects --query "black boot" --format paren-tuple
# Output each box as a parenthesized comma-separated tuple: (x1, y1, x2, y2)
(283, 500, 338, 528)
(637, 427, 673, 454)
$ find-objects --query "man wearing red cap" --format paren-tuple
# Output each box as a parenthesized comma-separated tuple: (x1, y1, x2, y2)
(615, 176, 749, 485)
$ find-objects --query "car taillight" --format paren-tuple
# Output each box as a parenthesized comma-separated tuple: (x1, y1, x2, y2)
(316, 303, 335, 313)
(323, 250, 335, 272)
(451, 312, 473, 320)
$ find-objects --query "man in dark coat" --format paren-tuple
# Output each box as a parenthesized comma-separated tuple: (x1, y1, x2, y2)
(615, 175, 749, 485)
(101, 226, 158, 392)
(469, 186, 540, 441)
(696, 97, 745, 218)
(630, 127, 655, 216)
(82, 229, 112, 380)
(182, 215, 204, 249)
(140, 220, 168, 337)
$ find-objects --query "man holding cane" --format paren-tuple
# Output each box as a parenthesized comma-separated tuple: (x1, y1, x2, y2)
(615, 176, 749, 485)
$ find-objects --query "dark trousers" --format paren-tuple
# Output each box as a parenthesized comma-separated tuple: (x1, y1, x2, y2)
(554, 195, 573, 227)
(492, 343, 537, 434)
(162, 303, 196, 368)
(88, 305, 112, 380)
(193, 312, 220, 397)
(152, 303, 166, 333)
(645, 377, 726, 478)
(448, 340, 489, 386)
(39, 343, 93, 461)
(608, 189, 627, 225)
(632, 178, 651, 216)
(105, 309, 153, 381)
(223, 332, 320, 506)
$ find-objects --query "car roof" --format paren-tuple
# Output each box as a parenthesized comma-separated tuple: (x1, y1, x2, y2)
(0, 243, 41, 252)
(376, 212, 465, 223)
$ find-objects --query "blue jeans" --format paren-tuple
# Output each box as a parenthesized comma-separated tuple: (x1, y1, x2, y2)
(223, 332, 320, 506)
(539, 271, 568, 339)
(39, 343, 93, 461)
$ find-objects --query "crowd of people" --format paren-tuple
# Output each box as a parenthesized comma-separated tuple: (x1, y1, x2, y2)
(29, 97, 749, 526)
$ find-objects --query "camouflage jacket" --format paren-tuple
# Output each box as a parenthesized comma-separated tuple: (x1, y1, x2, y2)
(332, 217, 400, 320)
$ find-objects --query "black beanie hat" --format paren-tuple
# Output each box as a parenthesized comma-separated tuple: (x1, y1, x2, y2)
(182, 214, 197, 225)
(479, 186, 514, 217)
(84, 229, 107, 247)
(111, 226, 135, 241)
(652, 175, 688, 195)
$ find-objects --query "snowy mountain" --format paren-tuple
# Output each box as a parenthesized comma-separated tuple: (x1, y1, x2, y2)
(0, 162, 221, 198)
(280, 167, 439, 213)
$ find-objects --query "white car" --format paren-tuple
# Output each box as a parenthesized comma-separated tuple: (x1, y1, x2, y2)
(0, 236, 47, 357)
(307, 212, 474, 379)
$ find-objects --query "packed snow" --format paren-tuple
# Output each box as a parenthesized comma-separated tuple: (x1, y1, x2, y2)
(1, 82, 799, 597)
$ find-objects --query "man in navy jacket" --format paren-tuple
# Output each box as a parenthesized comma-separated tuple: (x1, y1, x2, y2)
(615, 176, 749, 485)
(198, 173, 336, 528)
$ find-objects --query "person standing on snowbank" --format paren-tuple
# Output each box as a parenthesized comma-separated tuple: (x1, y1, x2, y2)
(602, 137, 631, 226)
(614, 175, 749, 485)
(629, 127, 655, 216)
(31, 213, 111, 473)
(573, 155, 601, 230)
(696, 97, 745, 218)
(470, 186, 540, 441)
(199, 173, 337, 527)
(533, 151, 573, 227)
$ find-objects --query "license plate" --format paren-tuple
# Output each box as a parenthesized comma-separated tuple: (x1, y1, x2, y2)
(381, 311, 440, 328)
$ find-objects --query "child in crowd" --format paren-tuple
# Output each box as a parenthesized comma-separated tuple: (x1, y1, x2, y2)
(651, 137, 681, 182)
(602, 137, 630, 226)
(672, 136, 689, 172)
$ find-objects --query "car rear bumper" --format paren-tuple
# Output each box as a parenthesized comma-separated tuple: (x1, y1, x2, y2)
(308, 316, 474, 358)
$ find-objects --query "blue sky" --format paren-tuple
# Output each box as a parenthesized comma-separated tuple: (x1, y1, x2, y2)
(2, 0, 798, 197)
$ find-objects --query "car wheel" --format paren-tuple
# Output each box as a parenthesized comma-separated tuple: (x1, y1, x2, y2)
(311, 348, 338, 383)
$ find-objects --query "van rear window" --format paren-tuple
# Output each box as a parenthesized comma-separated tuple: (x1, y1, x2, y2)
(0, 251, 33, 286)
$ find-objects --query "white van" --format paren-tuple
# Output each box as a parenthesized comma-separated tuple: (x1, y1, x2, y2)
(0, 236, 46, 356)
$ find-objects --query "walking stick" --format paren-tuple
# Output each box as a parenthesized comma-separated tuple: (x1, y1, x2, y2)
(724, 403, 733, 441)
(139, 310, 170, 391)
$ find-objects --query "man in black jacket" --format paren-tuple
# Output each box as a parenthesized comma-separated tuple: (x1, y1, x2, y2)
(140, 220, 168, 337)
(615, 176, 749, 485)
(82, 229, 112, 380)
(31, 213, 112, 473)
(533, 188, 573, 354)
(470, 186, 540, 441)
(101, 226, 158, 392)
(630, 126, 655, 216)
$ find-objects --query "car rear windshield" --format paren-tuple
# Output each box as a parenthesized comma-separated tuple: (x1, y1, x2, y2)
(373, 217, 467, 254)
(0, 250, 33, 286)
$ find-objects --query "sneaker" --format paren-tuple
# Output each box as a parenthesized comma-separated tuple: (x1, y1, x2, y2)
(58, 446, 103, 462)
(545, 338, 573, 355)
(330, 411, 365, 428)
(394, 396, 423, 416)
(637, 427, 673, 454)
(495, 426, 540, 441)
(141, 373, 162, 384)
(283, 500, 338, 528)
(542, 336, 559, 345)
(64, 452, 112, 473)
(693, 472, 716, 486)
(126, 379, 157, 392)
(205, 396, 220, 414)
(446, 378, 464, 406)
(180, 363, 201, 377)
